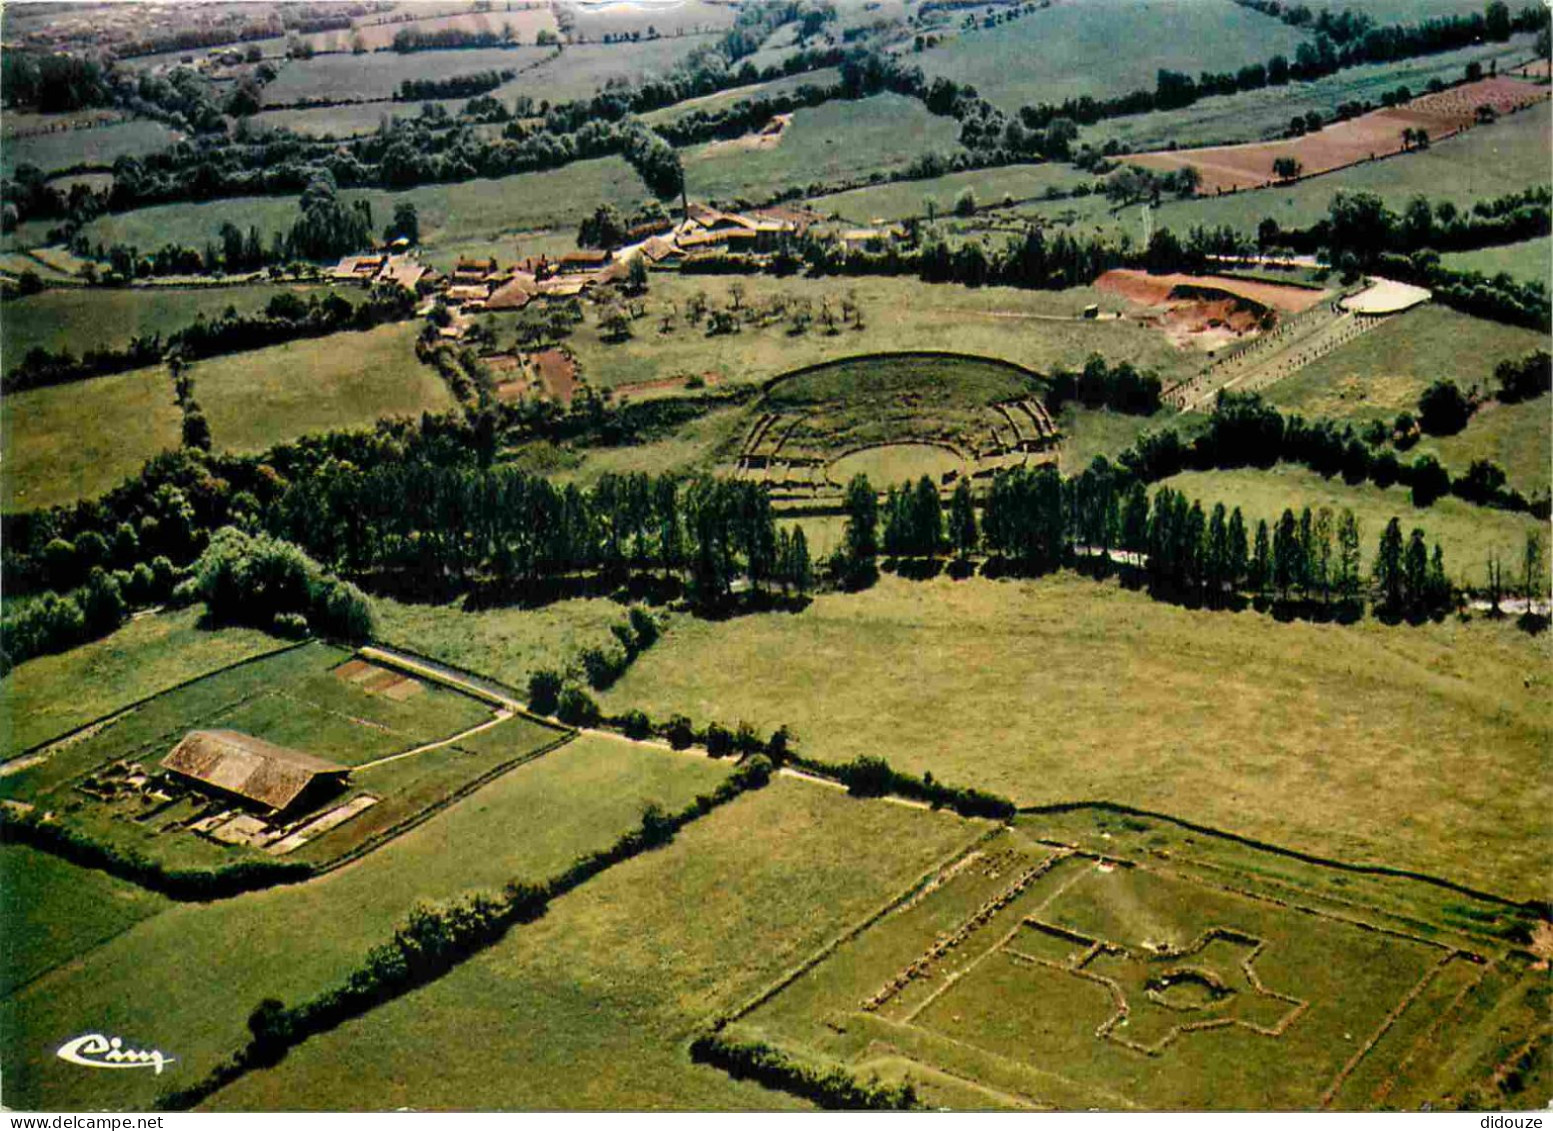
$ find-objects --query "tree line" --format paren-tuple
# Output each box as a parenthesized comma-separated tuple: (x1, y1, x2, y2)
(4, 281, 413, 395)
(396, 68, 515, 102)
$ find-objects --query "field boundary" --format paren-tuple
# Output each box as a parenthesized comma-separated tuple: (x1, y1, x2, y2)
(1019, 801, 1546, 911)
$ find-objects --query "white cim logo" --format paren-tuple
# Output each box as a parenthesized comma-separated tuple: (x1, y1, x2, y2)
(56, 1033, 176, 1075)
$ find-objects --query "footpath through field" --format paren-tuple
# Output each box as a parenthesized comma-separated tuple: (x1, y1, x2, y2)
(360, 643, 933, 809)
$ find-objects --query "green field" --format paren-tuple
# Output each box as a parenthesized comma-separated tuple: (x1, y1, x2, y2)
(1413, 394, 1552, 498)
(0, 609, 284, 761)
(49, 156, 651, 256)
(1156, 465, 1548, 585)
(640, 68, 842, 128)
(1057, 405, 1207, 475)
(812, 162, 1097, 223)
(207, 778, 984, 1110)
(565, 0, 734, 40)
(373, 593, 642, 691)
(0, 733, 735, 1111)
(913, 0, 1307, 115)
(681, 93, 964, 203)
(261, 47, 551, 104)
(1440, 235, 1552, 286)
(1, 363, 184, 512)
(0, 283, 343, 363)
(0, 844, 172, 996)
(1, 119, 181, 178)
(1265, 304, 1546, 425)
(600, 570, 1551, 899)
(248, 100, 459, 138)
(2, 321, 453, 511)
(522, 274, 1192, 394)
(729, 815, 1541, 1110)
(1089, 37, 1537, 152)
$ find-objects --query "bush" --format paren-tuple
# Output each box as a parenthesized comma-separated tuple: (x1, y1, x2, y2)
(665, 715, 695, 749)
(580, 645, 626, 690)
(274, 612, 311, 639)
(620, 709, 652, 739)
(192, 527, 373, 639)
(557, 686, 600, 727)
(528, 669, 563, 716)
(628, 606, 659, 649)
(704, 722, 734, 758)
(1417, 380, 1472, 436)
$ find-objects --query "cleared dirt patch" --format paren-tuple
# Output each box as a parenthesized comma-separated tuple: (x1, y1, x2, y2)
(334, 659, 426, 701)
(701, 112, 793, 155)
(531, 348, 580, 404)
(1131, 77, 1550, 193)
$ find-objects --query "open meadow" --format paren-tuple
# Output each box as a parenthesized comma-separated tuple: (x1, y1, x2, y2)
(523, 274, 1194, 394)
(260, 47, 552, 106)
(601, 570, 1552, 899)
(1, 119, 181, 178)
(0, 732, 737, 1111)
(680, 93, 964, 203)
(2, 320, 453, 511)
(1440, 235, 1552, 285)
(207, 779, 984, 1111)
(911, 0, 1307, 114)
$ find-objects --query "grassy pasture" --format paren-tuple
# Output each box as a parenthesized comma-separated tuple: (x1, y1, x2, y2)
(0, 282, 343, 362)
(0, 734, 734, 1112)
(1056, 405, 1208, 475)
(640, 68, 842, 128)
(261, 47, 551, 104)
(55, 157, 650, 255)
(1, 363, 184, 512)
(190, 321, 453, 454)
(1, 119, 181, 178)
(247, 100, 458, 138)
(1412, 394, 1551, 498)
(305, 7, 559, 53)
(811, 162, 1096, 223)
(0, 844, 172, 997)
(492, 39, 712, 104)
(545, 405, 749, 486)
(730, 815, 1526, 1110)
(600, 570, 1552, 898)
(207, 779, 983, 1110)
(1151, 103, 1553, 238)
(1440, 235, 1552, 286)
(1089, 37, 1536, 152)
(680, 93, 964, 203)
(0, 609, 284, 762)
(911, 0, 1307, 114)
(526, 274, 1192, 393)
(373, 593, 639, 691)
(2, 321, 452, 512)
(1154, 465, 1548, 585)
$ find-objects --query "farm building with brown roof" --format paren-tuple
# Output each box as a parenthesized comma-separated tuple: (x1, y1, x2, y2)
(161, 730, 349, 816)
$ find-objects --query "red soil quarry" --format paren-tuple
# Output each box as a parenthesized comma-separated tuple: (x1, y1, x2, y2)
(1131, 76, 1550, 193)
(1098, 269, 1327, 352)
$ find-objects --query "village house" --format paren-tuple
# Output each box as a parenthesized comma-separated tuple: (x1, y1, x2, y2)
(161, 730, 350, 818)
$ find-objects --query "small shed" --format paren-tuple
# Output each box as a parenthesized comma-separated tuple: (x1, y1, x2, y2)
(161, 730, 349, 817)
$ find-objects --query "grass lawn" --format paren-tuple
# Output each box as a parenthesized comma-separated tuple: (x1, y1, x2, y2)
(207, 778, 984, 1110)
(56, 157, 652, 256)
(912, 0, 1307, 115)
(193, 321, 454, 454)
(599, 570, 1551, 899)
(1265, 305, 1546, 426)
(0, 608, 284, 761)
(372, 594, 637, 691)
(1440, 235, 1553, 286)
(1412, 393, 1551, 498)
(1151, 104, 1553, 239)
(811, 162, 1096, 223)
(0, 844, 172, 997)
(0, 734, 735, 1112)
(1056, 406, 1206, 475)
(680, 93, 964, 203)
(261, 48, 552, 104)
(1089, 37, 1536, 152)
(1, 119, 181, 178)
(1, 363, 183, 512)
(1157, 464, 1547, 584)
(535, 274, 1194, 393)
(0, 283, 343, 363)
